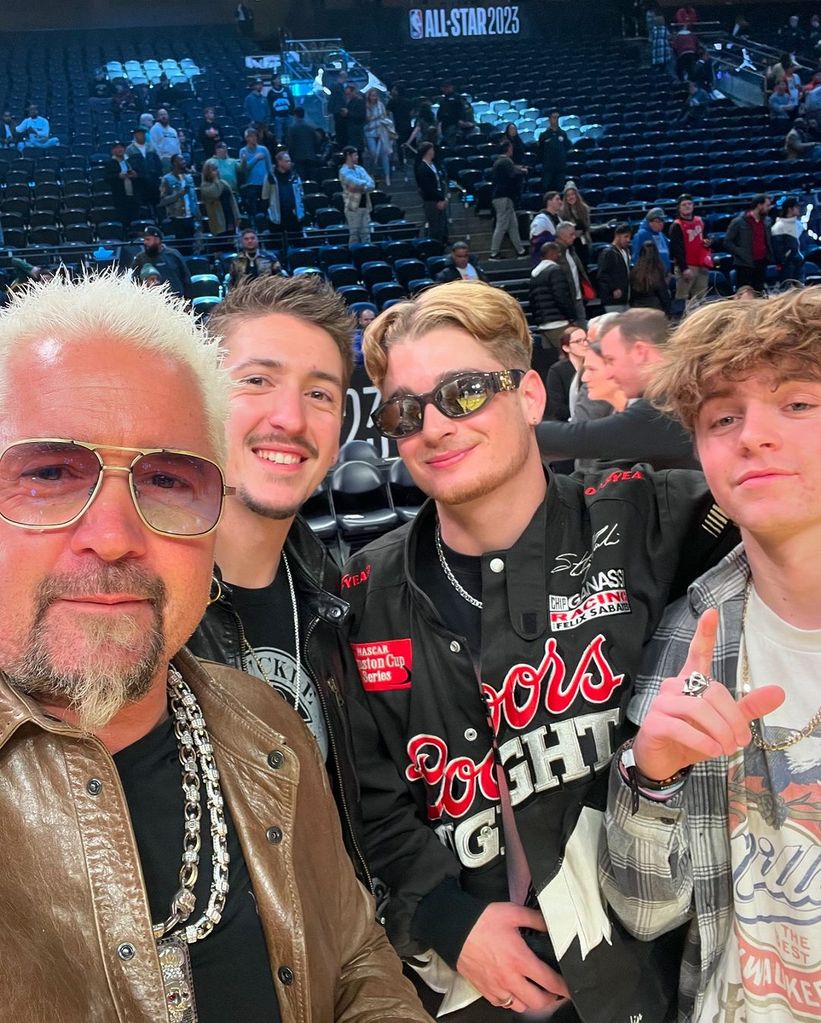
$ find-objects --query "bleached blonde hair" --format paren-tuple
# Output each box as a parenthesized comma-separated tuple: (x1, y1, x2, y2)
(0, 270, 231, 462)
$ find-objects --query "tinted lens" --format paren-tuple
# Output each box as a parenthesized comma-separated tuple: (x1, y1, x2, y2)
(0, 441, 101, 526)
(132, 452, 225, 536)
(436, 375, 494, 417)
(373, 397, 424, 438)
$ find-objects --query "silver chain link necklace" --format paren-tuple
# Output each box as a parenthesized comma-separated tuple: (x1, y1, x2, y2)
(155, 664, 230, 1023)
(434, 523, 483, 610)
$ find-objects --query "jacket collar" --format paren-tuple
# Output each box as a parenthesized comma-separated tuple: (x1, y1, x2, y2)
(0, 675, 85, 753)
(403, 474, 559, 641)
(213, 512, 349, 626)
(686, 543, 748, 616)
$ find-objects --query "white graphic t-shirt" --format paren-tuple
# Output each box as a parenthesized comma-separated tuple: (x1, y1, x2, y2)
(699, 587, 821, 1022)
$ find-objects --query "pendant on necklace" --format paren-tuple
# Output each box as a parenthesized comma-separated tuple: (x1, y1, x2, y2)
(157, 933, 198, 1023)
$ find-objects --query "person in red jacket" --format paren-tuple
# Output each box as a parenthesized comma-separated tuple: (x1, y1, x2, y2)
(668, 194, 712, 305)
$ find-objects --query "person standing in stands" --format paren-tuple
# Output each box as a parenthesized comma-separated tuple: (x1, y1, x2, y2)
(724, 194, 774, 293)
(132, 225, 191, 299)
(201, 160, 240, 238)
(211, 140, 241, 198)
(126, 124, 161, 211)
(286, 107, 319, 183)
(328, 68, 349, 145)
(239, 127, 273, 230)
(344, 85, 366, 152)
(597, 223, 633, 313)
(771, 195, 806, 283)
(537, 110, 570, 192)
(158, 154, 200, 251)
(265, 150, 305, 254)
(343, 280, 737, 1023)
(669, 194, 712, 305)
(364, 88, 393, 188)
(632, 207, 672, 273)
(188, 274, 374, 890)
(630, 241, 672, 314)
(437, 80, 468, 146)
(105, 140, 139, 231)
(388, 84, 413, 173)
(149, 108, 180, 172)
(489, 140, 527, 260)
(530, 240, 579, 349)
(197, 105, 222, 160)
(529, 191, 563, 264)
(650, 14, 673, 75)
(267, 73, 295, 146)
(339, 146, 375, 246)
(415, 141, 449, 245)
(556, 221, 591, 327)
(243, 79, 269, 128)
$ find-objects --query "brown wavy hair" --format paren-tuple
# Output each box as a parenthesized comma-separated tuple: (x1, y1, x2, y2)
(649, 286, 821, 432)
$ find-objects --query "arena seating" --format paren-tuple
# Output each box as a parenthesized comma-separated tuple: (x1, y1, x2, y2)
(0, 23, 816, 326)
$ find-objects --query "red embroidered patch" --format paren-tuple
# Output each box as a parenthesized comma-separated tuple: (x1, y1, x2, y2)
(351, 639, 413, 691)
(341, 564, 371, 589)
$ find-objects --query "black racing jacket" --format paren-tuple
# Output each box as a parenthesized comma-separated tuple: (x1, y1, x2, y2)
(342, 468, 738, 1023)
(188, 514, 372, 891)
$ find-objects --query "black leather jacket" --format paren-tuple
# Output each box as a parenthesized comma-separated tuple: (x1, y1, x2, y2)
(188, 515, 372, 890)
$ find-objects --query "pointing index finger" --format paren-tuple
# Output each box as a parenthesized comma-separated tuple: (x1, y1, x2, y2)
(681, 608, 719, 679)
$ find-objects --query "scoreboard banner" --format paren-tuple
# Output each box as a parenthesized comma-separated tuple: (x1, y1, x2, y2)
(407, 5, 528, 41)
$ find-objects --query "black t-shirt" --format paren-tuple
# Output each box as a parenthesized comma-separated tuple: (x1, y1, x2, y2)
(416, 528, 482, 664)
(115, 717, 280, 1023)
(231, 573, 329, 759)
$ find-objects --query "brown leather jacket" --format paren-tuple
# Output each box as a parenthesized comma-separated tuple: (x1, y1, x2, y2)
(0, 648, 431, 1023)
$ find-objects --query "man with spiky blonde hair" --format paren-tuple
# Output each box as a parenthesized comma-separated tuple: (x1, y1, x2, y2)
(0, 272, 430, 1023)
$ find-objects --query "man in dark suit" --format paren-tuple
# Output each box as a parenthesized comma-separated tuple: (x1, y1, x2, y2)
(126, 125, 162, 211)
(597, 223, 632, 313)
(104, 140, 139, 229)
(536, 308, 698, 470)
(414, 141, 448, 244)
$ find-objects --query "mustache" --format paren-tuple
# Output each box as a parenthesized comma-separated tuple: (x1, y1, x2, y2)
(35, 563, 167, 608)
(247, 431, 318, 460)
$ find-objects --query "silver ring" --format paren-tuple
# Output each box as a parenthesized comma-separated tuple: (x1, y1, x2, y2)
(682, 671, 712, 698)
(499, 995, 514, 1009)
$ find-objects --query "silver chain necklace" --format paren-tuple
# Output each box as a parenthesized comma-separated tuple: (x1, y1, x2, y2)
(241, 550, 301, 714)
(155, 664, 230, 1023)
(434, 523, 483, 610)
(740, 579, 821, 752)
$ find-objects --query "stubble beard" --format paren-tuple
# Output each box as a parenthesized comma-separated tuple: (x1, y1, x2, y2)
(428, 422, 532, 507)
(7, 566, 167, 733)
(238, 482, 302, 521)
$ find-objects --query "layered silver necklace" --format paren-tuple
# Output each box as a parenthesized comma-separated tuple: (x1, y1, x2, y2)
(155, 664, 230, 1023)
(435, 523, 483, 610)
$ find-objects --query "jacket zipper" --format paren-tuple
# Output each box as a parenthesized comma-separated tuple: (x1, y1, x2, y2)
(303, 615, 374, 895)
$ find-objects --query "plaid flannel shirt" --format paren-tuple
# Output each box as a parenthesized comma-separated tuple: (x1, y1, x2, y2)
(599, 545, 749, 1022)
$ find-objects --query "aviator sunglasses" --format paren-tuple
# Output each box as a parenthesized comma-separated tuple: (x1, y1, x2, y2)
(0, 439, 235, 537)
(371, 369, 526, 439)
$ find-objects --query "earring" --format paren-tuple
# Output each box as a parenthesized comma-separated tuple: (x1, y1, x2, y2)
(208, 576, 222, 605)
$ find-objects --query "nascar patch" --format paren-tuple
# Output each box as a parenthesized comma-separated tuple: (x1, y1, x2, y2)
(351, 639, 413, 691)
